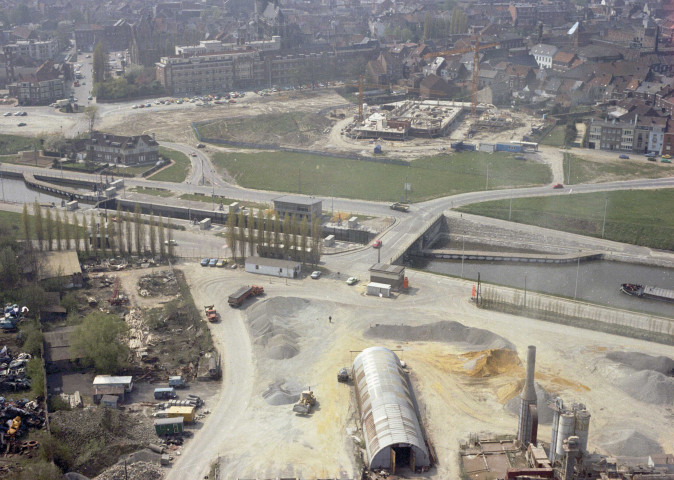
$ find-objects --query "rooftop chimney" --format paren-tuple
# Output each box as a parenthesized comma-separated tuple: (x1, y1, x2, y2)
(517, 346, 538, 447)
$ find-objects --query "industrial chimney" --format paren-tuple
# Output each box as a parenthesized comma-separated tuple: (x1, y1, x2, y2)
(517, 346, 538, 447)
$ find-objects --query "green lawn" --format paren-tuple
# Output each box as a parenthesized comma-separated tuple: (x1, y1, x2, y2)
(0, 134, 41, 155)
(211, 151, 551, 202)
(130, 186, 174, 197)
(540, 126, 566, 147)
(563, 153, 674, 184)
(457, 189, 674, 250)
(148, 147, 191, 183)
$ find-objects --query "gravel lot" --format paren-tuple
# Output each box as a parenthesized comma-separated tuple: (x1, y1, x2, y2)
(166, 261, 674, 480)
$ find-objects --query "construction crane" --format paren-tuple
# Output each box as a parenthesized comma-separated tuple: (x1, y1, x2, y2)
(422, 36, 501, 116)
(108, 277, 128, 306)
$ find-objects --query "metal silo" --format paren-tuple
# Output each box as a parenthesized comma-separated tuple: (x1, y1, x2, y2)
(555, 413, 576, 459)
(574, 409, 591, 454)
(549, 397, 564, 462)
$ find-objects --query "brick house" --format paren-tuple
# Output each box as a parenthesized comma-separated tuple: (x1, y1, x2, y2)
(85, 132, 159, 166)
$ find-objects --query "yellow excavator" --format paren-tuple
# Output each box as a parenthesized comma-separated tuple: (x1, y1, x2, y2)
(292, 390, 316, 415)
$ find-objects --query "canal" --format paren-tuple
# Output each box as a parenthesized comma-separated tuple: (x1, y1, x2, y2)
(419, 258, 674, 318)
(0, 177, 89, 205)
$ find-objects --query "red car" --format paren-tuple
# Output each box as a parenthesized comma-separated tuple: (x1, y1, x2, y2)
(372, 240, 382, 248)
(552, 183, 564, 189)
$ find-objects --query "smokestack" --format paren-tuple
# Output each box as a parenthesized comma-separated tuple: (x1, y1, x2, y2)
(517, 346, 538, 447)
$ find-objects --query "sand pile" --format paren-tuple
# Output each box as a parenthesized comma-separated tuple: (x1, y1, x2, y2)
(262, 380, 304, 406)
(616, 370, 674, 406)
(606, 352, 674, 376)
(504, 382, 555, 424)
(247, 297, 311, 360)
(365, 321, 514, 351)
(461, 349, 521, 377)
(594, 427, 663, 457)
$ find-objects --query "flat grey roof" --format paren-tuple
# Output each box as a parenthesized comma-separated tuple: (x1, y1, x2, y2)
(369, 263, 405, 275)
(273, 195, 322, 206)
(246, 256, 300, 268)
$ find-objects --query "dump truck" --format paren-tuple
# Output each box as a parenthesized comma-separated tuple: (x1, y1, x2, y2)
(292, 390, 316, 414)
(228, 285, 264, 308)
(204, 305, 218, 322)
(390, 202, 409, 212)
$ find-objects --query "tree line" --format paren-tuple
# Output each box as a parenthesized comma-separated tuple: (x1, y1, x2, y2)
(22, 201, 176, 259)
(225, 210, 322, 266)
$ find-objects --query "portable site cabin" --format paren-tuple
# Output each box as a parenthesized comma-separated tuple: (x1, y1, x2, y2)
(167, 406, 195, 423)
(366, 282, 391, 298)
(93, 375, 133, 392)
(154, 417, 184, 436)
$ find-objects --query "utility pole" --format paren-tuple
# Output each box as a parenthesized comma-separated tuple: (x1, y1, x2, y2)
(461, 234, 465, 278)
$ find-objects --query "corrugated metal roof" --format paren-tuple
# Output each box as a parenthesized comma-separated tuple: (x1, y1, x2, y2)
(353, 347, 429, 468)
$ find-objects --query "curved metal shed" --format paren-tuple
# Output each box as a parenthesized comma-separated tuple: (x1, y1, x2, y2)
(352, 346, 430, 470)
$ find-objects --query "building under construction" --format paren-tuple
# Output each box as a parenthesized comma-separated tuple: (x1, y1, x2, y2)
(350, 100, 465, 140)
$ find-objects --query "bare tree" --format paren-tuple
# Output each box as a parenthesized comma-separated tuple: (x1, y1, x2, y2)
(273, 213, 281, 255)
(100, 218, 107, 257)
(32, 201, 44, 250)
(255, 209, 265, 256)
(299, 216, 308, 265)
(167, 218, 175, 257)
(54, 210, 63, 251)
(237, 211, 246, 259)
(226, 211, 237, 261)
(90, 211, 98, 258)
(134, 204, 142, 256)
(310, 218, 322, 267)
(158, 216, 166, 258)
(81, 214, 89, 255)
(149, 213, 157, 257)
(290, 215, 299, 260)
(124, 211, 133, 255)
(264, 210, 273, 249)
(22, 204, 30, 242)
(73, 213, 81, 252)
(84, 105, 98, 134)
(45, 208, 54, 251)
(63, 211, 72, 250)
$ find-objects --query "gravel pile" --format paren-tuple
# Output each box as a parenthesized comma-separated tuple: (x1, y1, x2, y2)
(262, 380, 304, 406)
(616, 370, 674, 406)
(504, 382, 555, 424)
(247, 297, 311, 360)
(594, 427, 663, 457)
(364, 321, 514, 351)
(606, 352, 674, 376)
(93, 461, 164, 480)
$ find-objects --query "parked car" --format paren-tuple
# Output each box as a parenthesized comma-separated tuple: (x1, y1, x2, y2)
(209, 258, 218, 267)
(662, 154, 671, 159)
(164, 239, 177, 246)
(200, 258, 209, 267)
(372, 240, 382, 248)
(3, 112, 11, 116)
(662, 158, 672, 164)
(216, 259, 227, 267)
(553, 183, 564, 189)
(310, 271, 321, 279)
(197, 143, 205, 148)
(17, 122, 26, 127)
(346, 277, 359, 285)
(619, 154, 629, 159)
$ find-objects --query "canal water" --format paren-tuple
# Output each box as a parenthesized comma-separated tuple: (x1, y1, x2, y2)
(0, 177, 86, 205)
(419, 258, 674, 318)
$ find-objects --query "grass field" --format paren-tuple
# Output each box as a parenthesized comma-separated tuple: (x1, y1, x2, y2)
(540, 125, 566, 147)
(0, 134, 41, 155)
(196, 111, 332, 147)
(211, 151, 551, 202)
(563, 153, 673, 184)
(148, 147, 191, 183)
(457, 189, 674, 250)
(130, 186, 173, 197)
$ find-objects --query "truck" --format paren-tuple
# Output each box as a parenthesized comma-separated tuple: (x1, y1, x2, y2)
(228, 285, 264, 308)
(154, 387, 177, 400)
(55, 99, 70, 108)
(168, 376, 187, 389)
(389, 202, 409, 212)
(204, 305, 218, 322)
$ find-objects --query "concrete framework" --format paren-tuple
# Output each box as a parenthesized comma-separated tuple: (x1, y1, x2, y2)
(353, 347, 430, 471)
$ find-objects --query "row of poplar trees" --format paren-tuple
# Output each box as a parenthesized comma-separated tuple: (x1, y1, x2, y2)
(22, 200, 176, 259)
(225, 210, 322, 266)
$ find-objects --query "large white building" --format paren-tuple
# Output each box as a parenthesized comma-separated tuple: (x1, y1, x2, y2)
(3, 39, 60, 62)
(530, 44, 558, 69)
